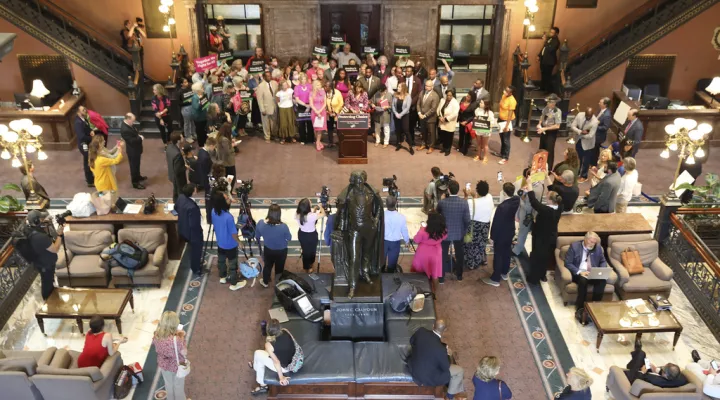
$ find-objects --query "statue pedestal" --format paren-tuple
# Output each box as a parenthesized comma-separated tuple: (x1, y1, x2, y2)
(330, 278, 383, 340)
(332, 278, 382, 303)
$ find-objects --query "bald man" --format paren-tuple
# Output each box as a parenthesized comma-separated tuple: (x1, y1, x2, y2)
(623, 109, 643, 156)
(407, 320, 464, 398)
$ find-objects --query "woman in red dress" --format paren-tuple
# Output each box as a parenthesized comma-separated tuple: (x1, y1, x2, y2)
(411, 212, 448, 292)
(77, 316, 127, 368)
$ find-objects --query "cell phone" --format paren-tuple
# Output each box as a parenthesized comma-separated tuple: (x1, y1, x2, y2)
(227, 175, 235, 184)
(711, 360, 719, 370)
(465, 182, 471, 190)
(644, 358, 652, 370)
(421, 222, 427, 228)
(177, 323, 184, 331)
(170, 210, 178, 216)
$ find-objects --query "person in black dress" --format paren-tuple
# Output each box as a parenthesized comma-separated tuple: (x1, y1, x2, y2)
(525, 184, 563, 284)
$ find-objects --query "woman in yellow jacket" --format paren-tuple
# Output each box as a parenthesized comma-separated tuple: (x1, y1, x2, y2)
(89, 135, 124, 192)
(324, 80, 344, 148)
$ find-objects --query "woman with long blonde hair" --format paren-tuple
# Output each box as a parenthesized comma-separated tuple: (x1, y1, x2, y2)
(88, 135, 123, 192)
(393, 82, 413, 154)
(590, 147, 613, 187)
(152, 311, 189, 400)
(310, 79, 328, 151)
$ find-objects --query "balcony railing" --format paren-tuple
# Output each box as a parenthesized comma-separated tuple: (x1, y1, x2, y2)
(0, 212, 38, 330)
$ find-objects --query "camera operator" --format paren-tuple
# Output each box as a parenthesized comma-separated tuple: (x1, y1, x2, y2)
(422, 167, 444, 214)
(383, 195, 409, 273)
(22, 211, 64, 300)
(121, 18, 147, 69)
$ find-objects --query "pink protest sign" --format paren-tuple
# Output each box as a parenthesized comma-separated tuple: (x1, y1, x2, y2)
(194, 54, 218, 73)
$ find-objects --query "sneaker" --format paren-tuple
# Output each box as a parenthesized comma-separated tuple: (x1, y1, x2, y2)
(438, 277, 445, 284)
(219, 277, 227, 284)
(229, 281, 247, 291)
(482, 277, 500, 287)
(501, 274, 509, 281)
(259, 281, 269, 288)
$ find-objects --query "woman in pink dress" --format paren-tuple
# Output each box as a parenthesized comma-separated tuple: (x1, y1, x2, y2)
(411, 212, 447, 292)
(309, 80, 327, 151)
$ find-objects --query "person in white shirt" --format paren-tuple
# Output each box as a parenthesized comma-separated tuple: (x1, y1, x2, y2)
(383, 196, 409, 273)
(275, 80, 296, 144)
(686, 351, 720, 399)
(615, 157, 638, 213)
(331, 43, 361, 68)
(570, 108, 599, 182)
(463, 180, 494, 269)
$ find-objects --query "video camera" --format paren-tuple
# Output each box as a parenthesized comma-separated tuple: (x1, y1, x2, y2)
(235, 179, 254, 204)
(55, 210, 72, 226)
(135, 17, 144, 28)
(382, 175, 399, 198)
(316, 186, 331, 213)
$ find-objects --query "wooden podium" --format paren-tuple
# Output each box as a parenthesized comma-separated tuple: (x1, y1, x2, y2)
(337, 114, 370, 164)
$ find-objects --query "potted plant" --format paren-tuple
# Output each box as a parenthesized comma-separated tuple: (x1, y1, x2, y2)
(0, 183, 23, 214)
(675, 173, 720, 233)
(675, 173, 720, 203)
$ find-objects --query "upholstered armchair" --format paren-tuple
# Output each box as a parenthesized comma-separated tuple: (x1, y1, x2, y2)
(554, 236, 618, 306)
(607, 235, 673, 300)
(55, 229, 114, 287)
(606, 366, 703, 400)
(110, 228, 168, 286)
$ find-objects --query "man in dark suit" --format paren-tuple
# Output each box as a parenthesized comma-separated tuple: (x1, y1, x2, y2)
(588, 97, 612, 173)
(622, 109, 643, 156)
(588, 161, 621, 213)
(358, 66, 380, 99)
(175, 184, 204, 277)
(437, 180, 470, 282)
(537, 26, 560, 93)
(433, 75, 456, 98)
(484, 183, 521, 287)
(407, 320, 464, 398)
(120, 113, 147, 189)
(626, 362, 688, 388)
(404, 66, 422, 138)
(166, 132, 187, 202)
(563, 231, 608, 313)
(73, 106, 95, 187)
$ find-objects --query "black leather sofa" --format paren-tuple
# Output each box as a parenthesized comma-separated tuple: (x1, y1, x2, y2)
(264, 273, 442, 399)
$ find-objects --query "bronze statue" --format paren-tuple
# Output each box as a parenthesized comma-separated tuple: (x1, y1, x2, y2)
(332, 170, 384, 298)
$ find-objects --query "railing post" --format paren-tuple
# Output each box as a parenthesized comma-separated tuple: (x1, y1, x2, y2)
(655, 195, 683, 244)
(127, 75, 141, 118)
(166, 53, 181, 128)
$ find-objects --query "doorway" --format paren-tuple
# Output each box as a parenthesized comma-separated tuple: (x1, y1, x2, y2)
(320, 4, 381, 54)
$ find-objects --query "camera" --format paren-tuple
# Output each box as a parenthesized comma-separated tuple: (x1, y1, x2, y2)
(135, 17, 144, 28)
(316, 186, 331, 212)
(55, 210, 72, 225)
(235, 179, 254, 205)
(382, 175, 399, 197)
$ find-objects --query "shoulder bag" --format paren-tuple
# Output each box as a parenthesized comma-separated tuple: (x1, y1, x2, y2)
(281, 328, 304, 373)
(463, 198, 476, 244)
(173, 335, 191, 378)
(621, 247, 644, 275)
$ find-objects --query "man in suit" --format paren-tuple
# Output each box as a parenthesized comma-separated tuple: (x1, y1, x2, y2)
(623, 108, 643, 156)
(73, 106, 95, 187)
(589, 97, 612, 172)
(434, 75, 456, 98)
(407, 320, 464, 398)
(484, 182, 521, 287)
(323, 58, 338, 83)
(358, 66, 380, 99)
(626, 362, 688, 388)
(471, 79, 489, 102)
(587, 161, 621, 213)
(404, 66, 422, 137)
(416, 80, 440, 154)
(563, 231, 608, 314)
(175, 184, 205, 277)
(437, 180, 470, 282)
(166, 132, 187, 202)
(570, 107, 598, 181)
(256, 71, 279, 142)
(537, 26, 560, 93)
(120, 113, 147, 189)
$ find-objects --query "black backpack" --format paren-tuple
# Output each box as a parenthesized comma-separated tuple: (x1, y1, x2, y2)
(388, 281, 418, 313)
(12, 227, 40, 263)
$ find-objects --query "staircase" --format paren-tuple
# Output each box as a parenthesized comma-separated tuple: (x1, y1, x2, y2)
(0, 0, 155, 93)
(567, 0, 719, 92)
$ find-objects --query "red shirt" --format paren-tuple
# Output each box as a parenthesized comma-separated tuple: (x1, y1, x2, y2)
(77, 332, 109, 368)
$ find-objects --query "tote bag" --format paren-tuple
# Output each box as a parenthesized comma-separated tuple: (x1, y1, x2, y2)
(173, 336, 191, 378)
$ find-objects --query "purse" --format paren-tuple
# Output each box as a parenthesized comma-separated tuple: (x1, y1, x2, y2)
(621, 247, 644, 275)
(143, 193, 157, 215)
(281, 329, 304, 373)
(173, 336, 191, 378)
(463, 198, 476, 244)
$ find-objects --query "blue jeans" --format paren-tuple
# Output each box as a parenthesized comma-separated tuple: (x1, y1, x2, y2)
(384, 240, 401, 272)
(217, 247, 238, 285)
(513, 221, 532, 256)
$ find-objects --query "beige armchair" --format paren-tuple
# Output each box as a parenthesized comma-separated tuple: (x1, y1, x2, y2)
(110, 227, 168, 286)
(0, 347, 55, 400)
(606, 366, 703, 400)
(31, 348, 122, 400)
(607, 235, 673, 300)
(554, 236, 617, 306)
(55, 230, 114, 287)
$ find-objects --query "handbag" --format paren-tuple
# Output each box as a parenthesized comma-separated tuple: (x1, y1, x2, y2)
(621, 247, 644, 275)
(91, 191, 116, 216)
(464, 199, 475, 244)
(113, 365, 141, 399)
(143, 193, 157, 215)
(173, 336, 191, 378)
(281, 329, 304, 373)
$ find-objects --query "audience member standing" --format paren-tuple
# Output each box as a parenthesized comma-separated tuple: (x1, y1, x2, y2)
(332, 44, 361, 68)
(423, 167, 444, 214)
(257, 71, 279, 143)
(120, 113, 146, 190)
(526, 187, 562, 284)
(473, 98, 496, 163)
(457, 91, 478, 156)
(175, 184, 204, 277)
(537, 95, 562, 169)
(437, 90, 460, 157)
(407, 320, 465, 399)
(564, 232, 608, 316)
(334, 68, 351, 101)
(548, 170, 579, 213)
(553, 148, 580, 186)
(245, 47, 269, 70)
(438, 180, 470, 282)
(537, 27, 560, 93)
(591, 97, 612, 171)
(276, 80, 296, 144)
(623, 109, 643, 156)
(310, 80, 328, 151)
(296, 198, 325, 273)
(416, 80, 440, 153)
(211, 191, 246, 291)
(166, 133, 187, 203)
(152, 311, 188, 400)
(412, 212, 447, 291)
(393, 82, 413, 154)
(588, 161, 621, 213)
(255, 204, 292, 287)
(571, 107, 598, 181)
(323, 59, 338, 82)
(464, 180, 494, 270)
(472, 79, 489, 101)
(616, 157, 638, 213)
(359, 66, 380, 99)
(151, 84, 172, 145)
(484, 183, 520, 287)
(512, 168, 545, 256)
(346, 81, 369, 114)
(294, 73, 313, 144)
(325, 80, 343, 148)
(383, 196, 409, 273)
(372, 83, 392, 147)
(472, 356, 513, 400)
(191, 82, 209, 147)
(405, 66, 422, 137)
(88, 136, 123, 192)
(178, 78, 196, 143)
(74, 106, 95, 187)
(211, 123, 236, 191)
(497, 86, 517, 165)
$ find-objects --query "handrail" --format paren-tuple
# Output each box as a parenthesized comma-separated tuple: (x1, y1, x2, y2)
(568, 0, 668, 63)
(670, 213, 720, 275)
(677, 208, 720, 215)
(0, 241, 14, 269)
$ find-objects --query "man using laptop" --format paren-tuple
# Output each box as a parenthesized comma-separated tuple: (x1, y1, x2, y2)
(564, 231, 609, 320)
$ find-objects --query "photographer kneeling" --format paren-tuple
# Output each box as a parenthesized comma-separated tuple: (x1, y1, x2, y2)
(16, 210, 65, 300)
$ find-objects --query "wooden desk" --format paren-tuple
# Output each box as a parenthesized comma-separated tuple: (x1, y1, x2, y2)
(0, 91, 85, 150)
(65, 207, 182, 260)
(558, 213, 653, 237)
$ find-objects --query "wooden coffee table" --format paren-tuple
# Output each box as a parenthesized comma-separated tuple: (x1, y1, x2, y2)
(584, 300, 682, 353)
(36, 287, 134, 335)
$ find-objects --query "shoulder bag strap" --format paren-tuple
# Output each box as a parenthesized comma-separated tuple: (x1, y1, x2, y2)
(498, 379, 503, 400)
(173, 336, 181, 366)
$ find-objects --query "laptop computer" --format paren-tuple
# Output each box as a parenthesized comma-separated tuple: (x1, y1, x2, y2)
(587, 267, 612, 280)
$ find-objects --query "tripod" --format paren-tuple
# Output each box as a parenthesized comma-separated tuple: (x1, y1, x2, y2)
(315, 204, 331, 274)
(59, 231, 73, 287)
(236, 195, 261, 260)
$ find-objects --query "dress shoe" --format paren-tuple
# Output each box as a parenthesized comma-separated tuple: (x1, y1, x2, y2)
(87, 183, 95, 188)
(140, 176, 148, 181)
(417, 145, 426, 151)
(692, 350, 701, 363)
(578, 177, 588, 183)
(395, 146, 402, 152)
(540, 275, 547, 282)
(133, 183, 146, 190)
(409, 147, 415, 155)
(444, 151, 450, 156)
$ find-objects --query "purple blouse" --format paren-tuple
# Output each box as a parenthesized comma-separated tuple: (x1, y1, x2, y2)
(335, 81, 349, 101)
(346, 91, 369, 113)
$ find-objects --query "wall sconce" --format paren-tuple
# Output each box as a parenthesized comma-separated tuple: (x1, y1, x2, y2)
(706, 77, 720, 105)
(30, 79, 50, 98)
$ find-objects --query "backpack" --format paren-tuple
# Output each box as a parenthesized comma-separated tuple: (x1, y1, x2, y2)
(103, 241, 149, 281)
(12, 227, 40, 263)
(240, 258, 262, 286)
(388, 280, 418, 313)
(236, 212, 256, 239)
(275, 279, 322, 322)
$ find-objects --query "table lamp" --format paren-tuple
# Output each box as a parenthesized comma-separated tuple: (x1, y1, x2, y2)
(706, 77, 720, 106)
(30, 79, 50, 98)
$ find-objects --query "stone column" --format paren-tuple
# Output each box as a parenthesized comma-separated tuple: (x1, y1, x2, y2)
(183, 0, 199, 59)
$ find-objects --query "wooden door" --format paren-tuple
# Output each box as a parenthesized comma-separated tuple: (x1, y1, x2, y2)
(320, 5, 381, 54)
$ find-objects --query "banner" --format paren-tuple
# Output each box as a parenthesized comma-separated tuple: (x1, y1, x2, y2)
(248, 59, 265, 74)
(330, 35, 346, 46)
(240, 90, 252, 100)
(337, 114, 370, 130)
(218, 51, 233, 61)
(437, 49, 454, 62)
(362, 46, 378, 55)
(473, 118, 490, 131)
(193, 54, 218, 73)
(394, 45, 410, 57)
(212, 85, 223, 94)
(312, 46, 328, 56)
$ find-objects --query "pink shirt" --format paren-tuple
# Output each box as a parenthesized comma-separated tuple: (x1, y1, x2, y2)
(294, 84, 311, 105)
(153, 335, 186, 373)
